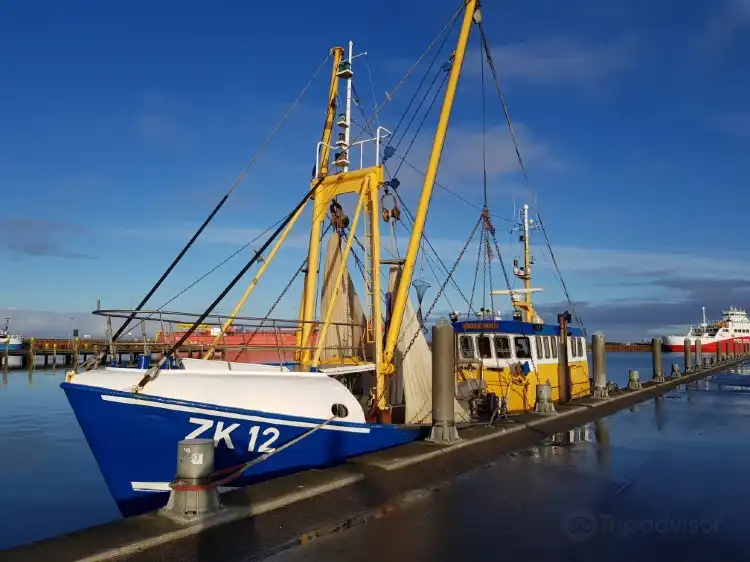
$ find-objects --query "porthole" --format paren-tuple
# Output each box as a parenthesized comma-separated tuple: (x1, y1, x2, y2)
(331, 403, 349, 418)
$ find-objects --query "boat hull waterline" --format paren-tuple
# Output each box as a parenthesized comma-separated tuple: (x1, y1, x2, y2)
(661, 336, 750, 353)
(62, 382, 426, 517)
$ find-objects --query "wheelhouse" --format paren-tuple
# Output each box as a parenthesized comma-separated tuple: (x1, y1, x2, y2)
(452, 320, 586, 365)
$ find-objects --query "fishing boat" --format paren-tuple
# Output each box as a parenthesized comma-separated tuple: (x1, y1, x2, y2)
(452, 204, 589, 416)
(62, 0, 590, 518)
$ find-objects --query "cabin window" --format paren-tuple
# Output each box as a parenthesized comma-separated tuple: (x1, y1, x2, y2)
(534, 336, 542, 359)
(478, 335, 493, 359)
(515, 336, 531, 359)
(580, 337, 586, 357)
(459, 336, 475, 360)
(543, 337, 551, 359)
(551, 337, 558, 358)
(494, 335, 512, 359)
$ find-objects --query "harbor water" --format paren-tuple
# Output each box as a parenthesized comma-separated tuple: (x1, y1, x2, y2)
(0, 352, 729, 551)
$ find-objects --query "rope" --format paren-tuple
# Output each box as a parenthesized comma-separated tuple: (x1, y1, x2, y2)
(392, 190, 474, 310)
(480, 34, 488, 208)
(80, 53, 332, 370)
(392, 156, 513, 224)
(171, 416, 336, 491)
(468, 225, 484, 317)
(400, 215, 483, 359)
(364, 54, 381, 129)
(127, 217, 285, 337)
(134, 174, 330, 391)
(348, 2, 467, 146)
(390, 52, 452, 162)
(391, 64, 451, 179)
(477, 22, 587, 338)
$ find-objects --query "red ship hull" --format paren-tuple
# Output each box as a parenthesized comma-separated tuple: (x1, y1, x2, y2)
(155, 330, 319, 364)
(662, 337, 750, 353)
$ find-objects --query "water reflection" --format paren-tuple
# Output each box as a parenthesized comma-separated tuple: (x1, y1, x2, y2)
(654, 396, 666, 431)
(594, 418, 611, 471)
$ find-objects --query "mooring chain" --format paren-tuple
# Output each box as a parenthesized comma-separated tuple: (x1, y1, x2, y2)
(400, 216, 483, 361)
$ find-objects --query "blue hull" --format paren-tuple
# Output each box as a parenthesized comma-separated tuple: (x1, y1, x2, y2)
(61, 382, 427, 517)
(5, 343, 22, 351)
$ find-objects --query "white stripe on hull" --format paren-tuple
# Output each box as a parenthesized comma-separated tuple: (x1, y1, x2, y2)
(101, 394, 371, 434)
(131, 481, 238, 493)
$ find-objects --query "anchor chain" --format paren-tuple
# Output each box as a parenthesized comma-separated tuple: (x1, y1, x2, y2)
(399, 215, 483, 361)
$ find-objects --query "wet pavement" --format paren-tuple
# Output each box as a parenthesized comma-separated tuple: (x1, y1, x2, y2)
(263, 377, 750, 562)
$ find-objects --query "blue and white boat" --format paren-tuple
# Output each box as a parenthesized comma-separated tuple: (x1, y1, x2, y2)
(62, 360, 427, 516)
(62, 2, 592, 518)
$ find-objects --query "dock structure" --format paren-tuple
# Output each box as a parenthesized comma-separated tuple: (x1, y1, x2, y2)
(0, 337, 290, 371)
(4, 333, 749, 562)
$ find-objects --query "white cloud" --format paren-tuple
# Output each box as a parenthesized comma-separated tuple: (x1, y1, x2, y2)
(695, 0, 750, 60)
(547, 245, 750, 281)
(709, 112, 750, 141)
(466, 36, 638, 88)
(389, 122, 558, 195)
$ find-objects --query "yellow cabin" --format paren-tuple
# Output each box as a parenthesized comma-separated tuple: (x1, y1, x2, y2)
(452, 316, 590, 416)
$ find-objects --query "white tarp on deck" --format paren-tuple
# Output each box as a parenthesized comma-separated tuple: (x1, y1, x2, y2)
(388, 266, 469, 424)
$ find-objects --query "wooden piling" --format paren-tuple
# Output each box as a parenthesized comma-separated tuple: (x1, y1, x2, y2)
(27, 337, 35, 372)
(73, 337, 79, 367)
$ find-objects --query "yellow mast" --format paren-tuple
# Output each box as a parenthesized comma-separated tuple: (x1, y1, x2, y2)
(495, 203, 540, 322)
(522, 203, 533, 321)
(381, 0, 479, 379)
(296, 46, 344, 361)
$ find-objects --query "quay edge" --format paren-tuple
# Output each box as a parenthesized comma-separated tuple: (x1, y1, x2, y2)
(3, 356, 746, 562)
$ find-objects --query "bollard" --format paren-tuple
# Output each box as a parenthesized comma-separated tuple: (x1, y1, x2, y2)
(683, 338, 692, 373)
(162, 438, 222, 521)
(695, 339, 702, 368)
(534, 379, 556, 414)
(651, 338, 665, 382)
(671, 363, 680, 378)
(628, 369, 642, 390)
(716, 341, 722, 364)
(592, 333, 608, 398)
(427, 319, 460, 444)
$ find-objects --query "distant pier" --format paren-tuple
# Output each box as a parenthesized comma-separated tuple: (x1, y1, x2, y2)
(1, 337, 288, 370)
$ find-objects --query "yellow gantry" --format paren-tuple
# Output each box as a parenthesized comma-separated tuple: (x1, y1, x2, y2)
(198, 0, 480, 422)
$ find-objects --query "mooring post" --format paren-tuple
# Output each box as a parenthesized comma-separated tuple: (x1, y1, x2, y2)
(162, 438, 222, 521)
(671, 363, 680, 378)
(628, 369, 642, 390)
(73, 338, 79, 368)
(52, 344, 57, 371)
(427, 318, 460, 444)
(684, 338, 692, 373)
(27, 337, 35, 373)
(695, 339, 702, 369)
(534, 380, 556, 414)
(716, 341, 722, 364)
(592, 333, 608, 398)
(3, 337, 9, 372)
(651, 337, 665, 382)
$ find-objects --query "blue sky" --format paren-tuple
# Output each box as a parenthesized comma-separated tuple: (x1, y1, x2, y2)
(2, 0, 750, 340)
